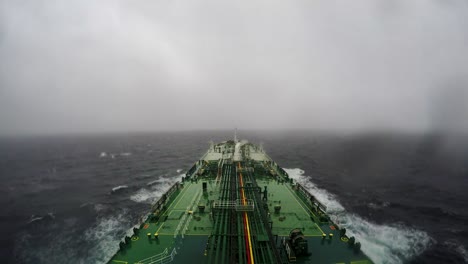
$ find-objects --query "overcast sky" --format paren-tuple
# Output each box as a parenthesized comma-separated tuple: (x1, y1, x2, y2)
(1, 0, 467, 135)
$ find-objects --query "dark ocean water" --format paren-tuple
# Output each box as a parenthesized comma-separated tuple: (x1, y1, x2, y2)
(1, 131, 467, 264)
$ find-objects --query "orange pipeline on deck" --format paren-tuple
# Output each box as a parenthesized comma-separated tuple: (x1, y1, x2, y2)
(238, 162, 255, 264)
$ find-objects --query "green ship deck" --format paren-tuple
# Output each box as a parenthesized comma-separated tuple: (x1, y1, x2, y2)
(109, 140, 373, 264)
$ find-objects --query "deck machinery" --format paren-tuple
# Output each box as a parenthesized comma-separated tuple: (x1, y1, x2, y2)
(108, 139, 374, 264)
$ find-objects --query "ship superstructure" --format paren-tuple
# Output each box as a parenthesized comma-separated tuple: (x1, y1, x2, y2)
(109, 139, 373, 264)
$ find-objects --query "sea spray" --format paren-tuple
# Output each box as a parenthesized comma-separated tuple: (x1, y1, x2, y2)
(284, 168, 433, 264)
(130, 174, 184, 204)
(84, 210, 132, 264)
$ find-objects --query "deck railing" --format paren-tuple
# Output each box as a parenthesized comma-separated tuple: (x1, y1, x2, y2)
(173, 190, 202, 238)
(136, 247, 177, 264)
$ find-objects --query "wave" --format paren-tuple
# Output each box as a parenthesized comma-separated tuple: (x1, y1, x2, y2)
(456, 245, 468, 263)
(443, 240, 468, 263)
(94, 203, 108, 213)
(136, 173, 153, 179)
(84, 209, 134, 264)
(27, 212, 55, 224)
(284, 168, 433, 264)
(18, 211, 132, 264)
(146, 176, 175, 186)
(147, 179, 163, 186)
(368, 201, 390, 210)
(389, 202, 467, 222)
(111, 185, 128, 193)
(130, 188, 161, 204)
(98, 152, 130, 158)
(28, 216, 45, 224)
(131, 174, 184, 204)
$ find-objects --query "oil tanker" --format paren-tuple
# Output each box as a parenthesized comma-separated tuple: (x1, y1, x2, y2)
(108, 137, 373, 264)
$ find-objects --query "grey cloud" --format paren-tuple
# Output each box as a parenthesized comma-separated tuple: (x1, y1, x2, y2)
(1, 0, 467, 135)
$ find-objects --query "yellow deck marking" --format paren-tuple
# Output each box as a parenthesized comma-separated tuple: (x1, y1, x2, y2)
(279, 234, 325, 237)
(169, 183, 193, 210)
(284, 184, 311, 215)
(314, 223, 325, 235)
(284, 184, 325, 235)
(155, 222, 165, 233)
(141, 184, 192, 244)
(307, 234, 328, 237)
(154, 232, 210, 236)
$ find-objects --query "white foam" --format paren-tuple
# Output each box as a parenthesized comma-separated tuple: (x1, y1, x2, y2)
(147, 177, 170, 186)
(19, 211, 131, 263)
(27, 212, 55, 224)
(131, 174, 184, 204)
(47, 212, 55, 219)
(130, 188, 161, 204)
(284, 168, 433, 264)
(94, 203, 107, 213)
(99, 152, 107, 158)
(111, 185, 128, 192)
(444, 240, 468, 262)
(84, 210, 130, 264)
(176, 169, 183, 173)
(28, 215, 43, 224)
(456, 245, 468, 262)
(368, 201, 390, 210)
(80, 202, 91, 208)
(146, 180, 158, 186)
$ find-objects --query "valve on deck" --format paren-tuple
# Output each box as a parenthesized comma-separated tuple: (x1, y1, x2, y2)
(274, 204, 281, 214)
(198, 202, 206, 213)
(288, 228, 309, 256)
(263, 186, 268, 201)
